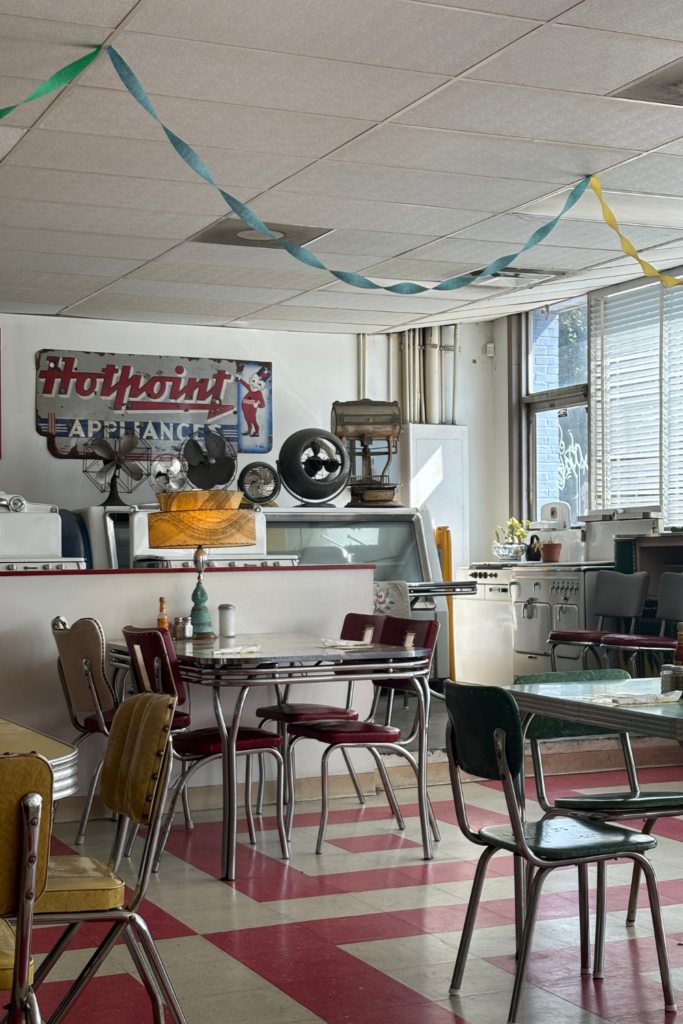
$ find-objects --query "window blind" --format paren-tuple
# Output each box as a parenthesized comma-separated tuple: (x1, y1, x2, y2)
(589, 280, 662, 513)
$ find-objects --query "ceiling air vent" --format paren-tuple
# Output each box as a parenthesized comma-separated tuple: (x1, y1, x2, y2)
(193, 219, 333, 249)
(612, 56, 683, 105)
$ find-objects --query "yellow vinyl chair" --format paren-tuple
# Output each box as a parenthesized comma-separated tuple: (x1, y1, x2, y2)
(0, 753, 52, 1024)
(30, 692, 187, 1024)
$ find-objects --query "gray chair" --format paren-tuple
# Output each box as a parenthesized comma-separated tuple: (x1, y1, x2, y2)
(548, 570, 650, 670)
(600, 571, 683, 673)
(444, 682, 676, 1023)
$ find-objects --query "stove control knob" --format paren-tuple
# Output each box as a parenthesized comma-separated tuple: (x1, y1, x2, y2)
(55, 563, 65, 570)
(6, 564, 15, 571)
(207, 560, 216, 567)
(182, 561, 191, 568)
(43, 564, 51, 570)
(228, 561, 236, 567)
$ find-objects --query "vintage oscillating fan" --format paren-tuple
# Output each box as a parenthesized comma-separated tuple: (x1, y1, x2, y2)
(150, 455, 186, 493)
(84, 432, 150, 506)
(277, 428, 350, 504)
(182, 432, 237, 490)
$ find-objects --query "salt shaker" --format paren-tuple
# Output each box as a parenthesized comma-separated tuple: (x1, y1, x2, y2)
(218, 603, 235, 638)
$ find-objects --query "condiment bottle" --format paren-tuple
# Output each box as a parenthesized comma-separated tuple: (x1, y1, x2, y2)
(158, 597, 169, 631)
(675, 622, 683, 666)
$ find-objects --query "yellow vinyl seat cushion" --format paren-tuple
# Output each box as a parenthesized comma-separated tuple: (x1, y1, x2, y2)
(0, 918, 32, 988)
(35, 856, 125, 914)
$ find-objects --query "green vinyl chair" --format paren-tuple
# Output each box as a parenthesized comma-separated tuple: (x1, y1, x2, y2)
(444, 682, 676, 1024)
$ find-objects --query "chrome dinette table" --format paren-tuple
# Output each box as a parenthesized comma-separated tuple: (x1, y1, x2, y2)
(109, 632, 434, 880)
(0, 717, 78, 800)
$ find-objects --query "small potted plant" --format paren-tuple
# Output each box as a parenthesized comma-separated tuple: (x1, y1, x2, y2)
(492, 518, 530, 561)
(540, 538, 562, 563)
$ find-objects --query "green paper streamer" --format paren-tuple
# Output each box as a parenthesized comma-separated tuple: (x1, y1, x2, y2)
(0, 46, 101, 121)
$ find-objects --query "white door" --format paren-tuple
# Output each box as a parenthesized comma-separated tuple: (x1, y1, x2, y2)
(513, 600, 552, 655)
(552, 603, 581, 659)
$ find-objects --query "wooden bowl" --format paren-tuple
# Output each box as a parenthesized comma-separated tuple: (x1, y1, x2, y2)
(156, 490, 242, 512)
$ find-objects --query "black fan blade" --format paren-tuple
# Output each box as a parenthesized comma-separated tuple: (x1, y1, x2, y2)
(310, 441, 321, 455)
(204, 431, 226, 462)
(303, 456, 325, 478)
(183, 438, 206, 466)
(322, 458, 340, 473)
(187, 463, 216, 489)
(211, 456, 236, 486)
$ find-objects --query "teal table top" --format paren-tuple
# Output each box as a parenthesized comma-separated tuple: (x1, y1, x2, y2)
(512, 677, 683, 741)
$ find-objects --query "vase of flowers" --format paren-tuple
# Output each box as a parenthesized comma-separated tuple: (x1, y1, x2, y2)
(492, 518, 530, 561)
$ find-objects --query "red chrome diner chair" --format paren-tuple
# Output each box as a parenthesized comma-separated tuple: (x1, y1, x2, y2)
(51, 616, 119, 845)
(255, 612, 387, 811)
(122, 625, 288, 874)
(548, 570, 650, 670)
(600, 571, 683, 674)
(286, 616, 441, 860)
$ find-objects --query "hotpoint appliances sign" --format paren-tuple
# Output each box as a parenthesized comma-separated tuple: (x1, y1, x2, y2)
(35, 349, 273, 456)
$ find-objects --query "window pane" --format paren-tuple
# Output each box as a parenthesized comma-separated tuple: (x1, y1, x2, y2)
(534, 405, 588, 524)
(529, 297, 588, 393)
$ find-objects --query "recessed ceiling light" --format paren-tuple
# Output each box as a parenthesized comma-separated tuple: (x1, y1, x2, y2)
(236, 228, 285, 241)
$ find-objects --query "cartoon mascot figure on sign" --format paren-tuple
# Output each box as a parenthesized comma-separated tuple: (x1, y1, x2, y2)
(239, 366, 270, 438)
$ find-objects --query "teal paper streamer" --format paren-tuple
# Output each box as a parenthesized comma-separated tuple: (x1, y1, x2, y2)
(108, 47, 591, 295)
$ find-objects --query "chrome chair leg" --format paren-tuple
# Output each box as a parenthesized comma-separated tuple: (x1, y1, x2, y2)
(124, 926, 165, 1024)
(75, 751, 105, 845)
(508, 867, 552, 1024)
(285, 736, 300, 841)
(24, 991, 41, 1024)
(549, 644, 557, 671)
(316, 746, 334, 854)
(124, 824, 139, 859)
(635, 853, 677, 1010)
(578, 862, 591, 975)
(369, 746, 405, 830)
(450, 845, 496, 995)
(627, 818, 656, 925)
(244, 755, 256, 845)
(180, 761, 193, 831)
(594, 860, 607, 980)
(256, 752, 266, 816)
(272, 748, 289, 860)
(46, 920, 130, 1024)
(513, 854, 526, 957)
(130, 915, 189, 1024)
(342, 747, 366, 805)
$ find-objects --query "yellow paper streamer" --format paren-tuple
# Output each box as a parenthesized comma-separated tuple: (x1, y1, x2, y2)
(589, 174, 683, 288)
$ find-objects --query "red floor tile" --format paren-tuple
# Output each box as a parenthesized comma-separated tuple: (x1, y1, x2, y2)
(1, 973, 172, 1023)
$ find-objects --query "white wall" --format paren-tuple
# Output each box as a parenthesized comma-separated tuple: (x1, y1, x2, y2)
(0, 313, 359, 509)
(0, 311, 510, 563)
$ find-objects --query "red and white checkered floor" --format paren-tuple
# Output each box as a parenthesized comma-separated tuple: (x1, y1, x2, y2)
(22, 765, 683, 1023)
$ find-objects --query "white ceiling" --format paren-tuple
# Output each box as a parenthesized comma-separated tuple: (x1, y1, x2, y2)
(3, 0, 683, 332)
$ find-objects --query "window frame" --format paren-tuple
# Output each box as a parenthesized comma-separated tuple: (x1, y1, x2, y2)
(524, 296, 589, 522)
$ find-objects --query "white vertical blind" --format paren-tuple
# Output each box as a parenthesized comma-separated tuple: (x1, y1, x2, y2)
(590, 280, 662, 513)
(663, 285, 683, 525)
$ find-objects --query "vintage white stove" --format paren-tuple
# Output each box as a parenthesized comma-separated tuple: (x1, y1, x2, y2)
(0, 491, 84, 572)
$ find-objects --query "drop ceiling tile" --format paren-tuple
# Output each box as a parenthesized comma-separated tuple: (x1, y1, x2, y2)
(76, 292, 268, 317)
(360, 258, 478, 280)
(0, 249, 143, 276)
(0, 164, 257, 216)
(469, 24, 683, 95)
(0, 14, 105, 46)
(0, 301, 64, 314)
(283, 291, 463, 314)
(599, 154, 683, 197)
(108, 278, 299, 304)
(335, 125, 634, 183)
(0, 37, 99, 83)
(307, 229, 437, 258)
(128, 0, 537, 77)
(248, 305, 409, 325)
(162, 241, 372, 273)
(414, 0, 577, 16)
(0, 198, 215, 239)
(523, 186, 683, 228)
(0, 269, 117, 293)
(0, 285, 97, 306)
(131, 262, 331, 291)
(412, 236, 615, 271)
(43, 87, 373, 158)
(81, 33, 449, 120)
(0, 226, 174, 259)
(559, 0, 683, 41)
(398, 80, 683, 152)
(454, 213, 683, 250)
(9, 130, 311, 189)
(65, 307, 233, 326)
(0, 1, 138, 27)
(249, 191, 502, 235)
(228, 319, 383, 333)
(0, 124, 24, 159)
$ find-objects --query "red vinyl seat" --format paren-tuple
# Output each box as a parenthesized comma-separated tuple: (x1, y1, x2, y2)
(601, 634, 677, 649)
(548, 630, 611, 644)
(173, 726, 283, 757)
(255, 703, 360, 723)
(288, 720, 401, 745)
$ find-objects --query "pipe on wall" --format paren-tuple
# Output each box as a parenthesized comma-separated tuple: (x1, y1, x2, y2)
(357, 333, 367, 399)
(424, 325, 441, 425)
